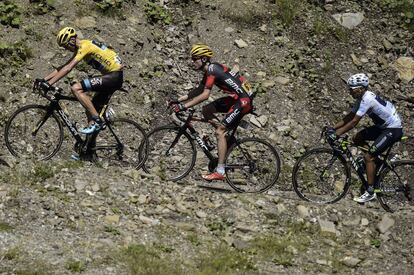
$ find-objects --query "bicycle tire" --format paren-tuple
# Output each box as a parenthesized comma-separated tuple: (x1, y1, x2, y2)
(292, 147, 351, 204)
(4, 105, 64, 160)
(94, 118, 147, 169)
(225, 138, 281, 193)
(377, 160, 414, 213)
(142, 125, 197, 181)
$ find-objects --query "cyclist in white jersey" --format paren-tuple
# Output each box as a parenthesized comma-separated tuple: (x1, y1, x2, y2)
(327, 73, 403, 203)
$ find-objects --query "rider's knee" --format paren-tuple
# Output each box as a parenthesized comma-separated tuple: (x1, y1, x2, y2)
(215, 125, 226, 137)
(353, 133, 364, 146)
(364, 153, 375, 162)
(71, 83, 83, 95)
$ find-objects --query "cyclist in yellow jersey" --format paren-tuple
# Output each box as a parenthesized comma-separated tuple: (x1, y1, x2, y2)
(40, 27, 123, 134)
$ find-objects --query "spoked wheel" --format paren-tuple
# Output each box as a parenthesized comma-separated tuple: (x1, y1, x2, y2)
(377, 160, 414, 213)
(4, 105, 63, 160)
(225, 138, 281, 193)
(292, 147, 351, 203)
(142, 125, 196, 181)
(94, 118, 146, 169)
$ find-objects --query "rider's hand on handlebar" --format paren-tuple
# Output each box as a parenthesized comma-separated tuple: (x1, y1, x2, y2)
(34, 79, 52, 91)
(167, 98, 180, 106)
(170, 102, 187, 113)
(326, 127, 338, 142)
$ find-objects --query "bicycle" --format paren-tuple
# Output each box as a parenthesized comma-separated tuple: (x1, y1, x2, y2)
(4, 80, 147, 168)
(292, 128, 414, 212)
(141, 107, 281, 193)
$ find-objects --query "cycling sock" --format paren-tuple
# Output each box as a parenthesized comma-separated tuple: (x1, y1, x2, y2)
(367, 185, 374, 194)
(217, 164, 225, 175)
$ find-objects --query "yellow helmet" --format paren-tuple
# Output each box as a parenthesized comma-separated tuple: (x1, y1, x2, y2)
(190, 44, 213, 58)
(57, 27, 77, 47)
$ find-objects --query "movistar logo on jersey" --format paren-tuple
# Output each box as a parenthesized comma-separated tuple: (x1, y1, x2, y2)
(224, 78, 244, 95)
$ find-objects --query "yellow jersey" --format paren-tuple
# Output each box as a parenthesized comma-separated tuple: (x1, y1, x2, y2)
(74, 40, 123, 74)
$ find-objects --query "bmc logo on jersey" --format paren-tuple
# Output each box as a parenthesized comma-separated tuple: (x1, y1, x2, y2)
(225, 78, 244, 94)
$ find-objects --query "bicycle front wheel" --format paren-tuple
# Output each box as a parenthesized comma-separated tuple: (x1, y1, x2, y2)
(4, 105, 63, 160)
(292, 147, 351, 204)
(95, 118, 146, 169)
(377, 160, 414, 213)
(142, 125, 196, 181)
(225, 138, 281, 193)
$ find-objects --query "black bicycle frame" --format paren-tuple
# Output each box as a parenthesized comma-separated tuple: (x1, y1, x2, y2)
(37, 94, 84, 144)
(172, 110, 239, 162)
(336, 140, 394, 188)
(36, 93, 121, 153)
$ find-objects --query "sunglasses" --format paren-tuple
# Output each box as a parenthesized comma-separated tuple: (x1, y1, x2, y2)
(191, 56, 201, 61)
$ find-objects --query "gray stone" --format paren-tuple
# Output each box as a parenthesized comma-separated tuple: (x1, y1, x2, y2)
(249, 116, 262, 128)
(234, 39, 248, 48)
(139, 215, 160, 225)
(383, 39, 393, 51)
(74, 179, 87, 192)
(259, 25, 267, 32)
(392, 57, 414, 83)
(275, 76, 290, 85)
(257, 115, 268, 127)
(104, 215, 120, 224)
(341, 256, 361, 267)
(297, 205, 309, 218)
(319, 219, 337, 235)
(377, 214, 395, 233)
(332, 13, 364, 29)
(262, 80, 276, 88)
(351, 53, 362, 66)
(196, 210, 207, 218)
(75, 16, 97, 29)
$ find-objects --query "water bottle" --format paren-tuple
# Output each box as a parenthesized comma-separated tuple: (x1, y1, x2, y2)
(105, 107, 116, 121)
(203, 135, 215, 151)
(389, 154, 399, 162)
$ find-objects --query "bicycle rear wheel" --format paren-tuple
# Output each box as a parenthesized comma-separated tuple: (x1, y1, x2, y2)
(292, 147, 351, 204)
(377, 160, 414, 213)
(225, 138, 281, 193)
(142, 125, 196, 181)
(4, 105, 63, 160)
(94, 118, 146, 169)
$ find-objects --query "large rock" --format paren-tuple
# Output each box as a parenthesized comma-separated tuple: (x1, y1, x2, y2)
(392, 57, 414, 83)
(332, 13, 364, 29)
(75, 16, 97, 29)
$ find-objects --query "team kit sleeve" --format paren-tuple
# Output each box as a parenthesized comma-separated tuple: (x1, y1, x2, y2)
(355, 94, 373, 117)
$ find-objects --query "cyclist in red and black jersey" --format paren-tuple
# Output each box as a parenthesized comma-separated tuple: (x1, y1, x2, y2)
(170, 44, 253, 181)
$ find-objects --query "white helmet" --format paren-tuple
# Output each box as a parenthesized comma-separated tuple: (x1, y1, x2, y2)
(347, 73, 369, 88)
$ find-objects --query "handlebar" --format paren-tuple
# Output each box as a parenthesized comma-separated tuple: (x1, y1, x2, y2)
(33, 79, 68, 101)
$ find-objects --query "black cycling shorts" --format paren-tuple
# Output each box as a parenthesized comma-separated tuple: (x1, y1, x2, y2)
(358, 126, 403, 156)
(80, 71, 123, 112)
(211, 96, 252, 128)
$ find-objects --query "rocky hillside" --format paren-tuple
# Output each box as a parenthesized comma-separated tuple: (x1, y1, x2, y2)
(1, 0, 414, 274)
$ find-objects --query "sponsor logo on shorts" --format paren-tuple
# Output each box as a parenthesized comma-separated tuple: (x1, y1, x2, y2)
(91, 77, 103, 86)
(225, 109, 240, 124)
